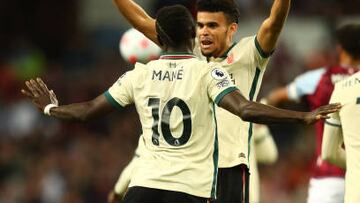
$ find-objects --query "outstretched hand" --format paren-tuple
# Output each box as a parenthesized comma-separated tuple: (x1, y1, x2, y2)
(21, 78, 58, 112)
(303, 103, 341, 125)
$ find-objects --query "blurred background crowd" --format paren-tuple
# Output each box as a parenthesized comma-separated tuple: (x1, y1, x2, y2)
(0, 0, 359, 202)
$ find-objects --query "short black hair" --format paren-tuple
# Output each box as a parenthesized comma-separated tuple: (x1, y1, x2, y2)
(156, 5, 196, 47)
(196, 0, 240, 24)
(336, 24, 360, 59)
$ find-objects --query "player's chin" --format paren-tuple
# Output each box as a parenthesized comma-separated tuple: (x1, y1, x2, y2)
(200, 49, 215, 58)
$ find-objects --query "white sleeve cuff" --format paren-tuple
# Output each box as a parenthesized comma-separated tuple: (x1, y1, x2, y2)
(325, 117, 341, 127)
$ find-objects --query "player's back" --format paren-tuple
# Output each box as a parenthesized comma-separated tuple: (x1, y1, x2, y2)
(116, 53, 236, 198)
(330, 71, 360, 202)
(335, 71, 360, 146)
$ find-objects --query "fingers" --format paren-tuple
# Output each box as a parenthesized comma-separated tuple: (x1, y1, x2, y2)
(49, 90, 59, 105)
(36, 78, 50, 93)
(25, 80, 39, 97)
(21, 89, 33, 98)
(330, 103, 342, 109)
(314, 103, 342, 121)
(50, 90, 56, 98)
(318, 103, 341, 113)
(321, 108, 338, 114)
(30, 79, 43, 94)
(320, 103, 341, 110)
(24, 78, 51, 97)
(316, 115, 330, 120)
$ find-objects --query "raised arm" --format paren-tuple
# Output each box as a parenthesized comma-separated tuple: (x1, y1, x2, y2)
(21, 78, 115, 121)
(218, 90, 340, 125)
(112, 0, 159, 46)
(256, 0, 291, 55)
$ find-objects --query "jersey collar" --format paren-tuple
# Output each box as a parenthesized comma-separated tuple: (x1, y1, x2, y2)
(219, 43, 237, 58)
(207, 43, 237, 62)
(160, 53, 196, 60)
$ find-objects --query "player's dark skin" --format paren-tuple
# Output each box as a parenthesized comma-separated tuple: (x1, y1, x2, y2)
(21, 76, 340, 124)
(21, 37, 340, 126)
(112, 0, 290, 59)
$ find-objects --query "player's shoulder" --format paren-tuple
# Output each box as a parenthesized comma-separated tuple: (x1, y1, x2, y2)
(287, 67, 327, 98)
(189, 57, 208, 65)
(188, 57, 212, 71)
(230, 35, 256, 51)
(134, 62, 147, 70)
(350, 71, 360, 78)
(295, 67, 327, 82)
(123, 62, 144, 75)
(237, 35, 256, 46)
(186, 60, 228, 83)
(121, 62, 148, 81)
(301, 67, 327, 76)
(206, 61, 227, 72)
(231, 35, 273, 59)
(134, 60, 162, 73)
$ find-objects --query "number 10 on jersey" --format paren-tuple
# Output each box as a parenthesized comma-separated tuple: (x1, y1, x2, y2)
(148, 97, 192, 147)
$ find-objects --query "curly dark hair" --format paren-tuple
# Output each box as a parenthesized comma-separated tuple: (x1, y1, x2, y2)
(336, 24, 360, 59)
(196, 0, 240, 24)
(155, 5, 196, 47)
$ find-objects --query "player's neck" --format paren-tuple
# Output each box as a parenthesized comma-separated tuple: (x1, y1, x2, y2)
(166, 45, 193, 54)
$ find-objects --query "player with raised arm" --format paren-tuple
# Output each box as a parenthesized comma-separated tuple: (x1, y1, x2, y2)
(22, 5, 338, 203)
(266, 24, 360, 203)
(112, 0, 290, 201)
(321, 71, 360, 203)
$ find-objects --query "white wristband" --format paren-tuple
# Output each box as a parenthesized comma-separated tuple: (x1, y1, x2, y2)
(44, 104, 58, 116)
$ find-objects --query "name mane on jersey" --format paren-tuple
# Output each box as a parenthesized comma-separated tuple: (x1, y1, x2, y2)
(152, 69, 184, 81)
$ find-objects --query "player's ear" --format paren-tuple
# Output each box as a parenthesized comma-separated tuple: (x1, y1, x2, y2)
(229, 23, 238, 36)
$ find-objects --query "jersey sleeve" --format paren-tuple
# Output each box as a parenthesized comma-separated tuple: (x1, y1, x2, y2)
(254, 35, 273, 59)
(205, 65, 238, 105)
(245, 35, 271, 71)
(104, 70, 135, 109)
(321, 85, 346, 169)
(321, 122, 346, 169)
(286, 68, 326, 101)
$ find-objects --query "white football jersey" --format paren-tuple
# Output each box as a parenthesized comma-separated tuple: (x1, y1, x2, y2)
(105, 53, 237, 198)
(324, 71, 360, 203)
(194, 35, 270, 167)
